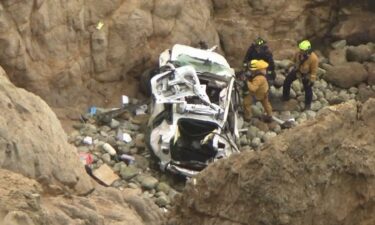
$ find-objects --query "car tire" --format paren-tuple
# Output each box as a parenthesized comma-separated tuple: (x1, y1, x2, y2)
(139, 68, 154, 97)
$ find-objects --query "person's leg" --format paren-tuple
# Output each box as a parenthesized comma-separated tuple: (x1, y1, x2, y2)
(282, 70, 297, 100)
(302, 78, 313, 109)
(260, 94, 273, 116)
(242, 94, 253, 120)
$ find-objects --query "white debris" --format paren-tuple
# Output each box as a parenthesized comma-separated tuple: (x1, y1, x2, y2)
(102, 143, 117, 156)
(82, 136, 93, 145)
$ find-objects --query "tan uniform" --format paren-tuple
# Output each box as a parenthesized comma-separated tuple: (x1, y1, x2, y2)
(243, 74, 272, 120)
(294, 52, 319, 81)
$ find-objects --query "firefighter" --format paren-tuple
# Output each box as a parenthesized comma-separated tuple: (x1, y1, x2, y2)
(243, 59, 273, 122)
(282, 40, 319, 110)
(243, 37, 276, 83)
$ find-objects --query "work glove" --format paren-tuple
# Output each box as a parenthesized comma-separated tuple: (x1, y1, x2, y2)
(267, 70, 276, 80)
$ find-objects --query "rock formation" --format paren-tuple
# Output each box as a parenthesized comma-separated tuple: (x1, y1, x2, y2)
(0, 0, 373, 115)
(168, 99, 375, 225)
(0, 169, 163, 225)
(0, 66, 92, 195)
(0, 66, 164, 224)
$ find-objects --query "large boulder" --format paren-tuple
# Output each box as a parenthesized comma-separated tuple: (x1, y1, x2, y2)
(324, 62, 369, 88)
(169, 99, 375, 225)
(0, 169, 163, 225)
(331, 11, 375, 45)
(0, 67, 92, 194)
(346, 44, 374, 63)
(365, 62, 375, 85)
(328, 48, 347, 65)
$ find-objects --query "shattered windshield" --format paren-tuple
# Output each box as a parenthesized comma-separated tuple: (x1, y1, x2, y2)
(174, 54, 233, 76)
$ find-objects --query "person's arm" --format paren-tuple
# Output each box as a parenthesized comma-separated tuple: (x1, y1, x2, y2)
(266, 51, 275, 72)
(310, 54, 319, 81)
(243, 45, 254, 65)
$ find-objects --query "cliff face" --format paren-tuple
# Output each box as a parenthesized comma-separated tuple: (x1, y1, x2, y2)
(0, 0, 373, 112)
(168, 99, 375, 225)
(0, 65, 164, 225)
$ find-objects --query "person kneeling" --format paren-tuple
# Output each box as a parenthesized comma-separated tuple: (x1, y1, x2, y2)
(243, 59, 273, 123)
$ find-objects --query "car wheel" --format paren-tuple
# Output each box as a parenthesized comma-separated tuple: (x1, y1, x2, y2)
(139, 68, 154, 96)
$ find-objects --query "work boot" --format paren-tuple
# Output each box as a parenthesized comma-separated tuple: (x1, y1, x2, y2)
(262, 115, 273, 123)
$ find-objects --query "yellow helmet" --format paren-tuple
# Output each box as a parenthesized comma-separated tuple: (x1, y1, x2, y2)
(249, 59, 269, 71)
(298, 40, 311, 51)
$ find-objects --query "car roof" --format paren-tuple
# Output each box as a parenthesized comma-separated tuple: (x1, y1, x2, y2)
(170, 44, 230, 68)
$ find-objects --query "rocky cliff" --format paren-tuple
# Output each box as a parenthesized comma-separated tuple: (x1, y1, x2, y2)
(0, 66, 163, 224)
(0, 0, 373, 115)
(168, 99, 375, 225)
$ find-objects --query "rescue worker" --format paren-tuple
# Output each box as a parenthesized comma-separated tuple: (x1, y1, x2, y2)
(282, 40, 319, 110)
(243, 37, 276, 83)
(243, 59, 273, 122)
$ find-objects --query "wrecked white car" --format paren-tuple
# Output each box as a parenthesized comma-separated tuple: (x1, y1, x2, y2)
(146, 44, 241, 177)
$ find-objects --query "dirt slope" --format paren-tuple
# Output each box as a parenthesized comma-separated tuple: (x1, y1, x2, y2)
(168, 99, 375, 225)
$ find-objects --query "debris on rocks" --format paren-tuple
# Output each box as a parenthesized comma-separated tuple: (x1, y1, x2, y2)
(92, 164, 120, 186)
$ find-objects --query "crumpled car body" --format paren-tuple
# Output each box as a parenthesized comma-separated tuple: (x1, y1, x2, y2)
(146, 44, 241, 177)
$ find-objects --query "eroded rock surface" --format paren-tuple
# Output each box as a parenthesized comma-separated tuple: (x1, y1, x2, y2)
(0, 169, 163, 225)
(168, 99, 375, 225)
(0, 66, 92, 195)
(0, 0, 373, 114)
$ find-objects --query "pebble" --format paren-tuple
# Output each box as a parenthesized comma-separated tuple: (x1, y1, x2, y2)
(256, 131, 265, 139)
(273, 124, 282, 134)
(290, 89, 297, 98)
(320, 98, 329, 107)
(316, 91, 324, 100)
(168, 189, 180, 203)
(262, 132, 277, 142)
(370, 53, 375, 62)
(110, 119, 120, 129)
(331, 40, 347, 49)
(275, 59, 294, 69)
(251, 105, 263, 117)
(128, 182, 139, 189)
(134, 134, 145, 149)
(321, 79, 328, 88)
(317, 68, 326, 77)
(251, 137, 262, 148)
(120, 166, 141, 181)
(101, 153, 111, 164)
(298, 113, 307, 120)
(311, 102, 322, 111)
(240, 135, 248, 145)
(112, 162, 127, 173)
(137, 175, 159, 190)
(155, 195, 170, 207)
(313, 92, 318, 101)
(292, 80, 302, 93)
(156, 182, 171, 195)
(80, 124, 97, 136)
(247, 126, 259, 139)
(305, 110, 316, 119)
(100, 125, 111, 132)
(349, 87, 358, 94)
